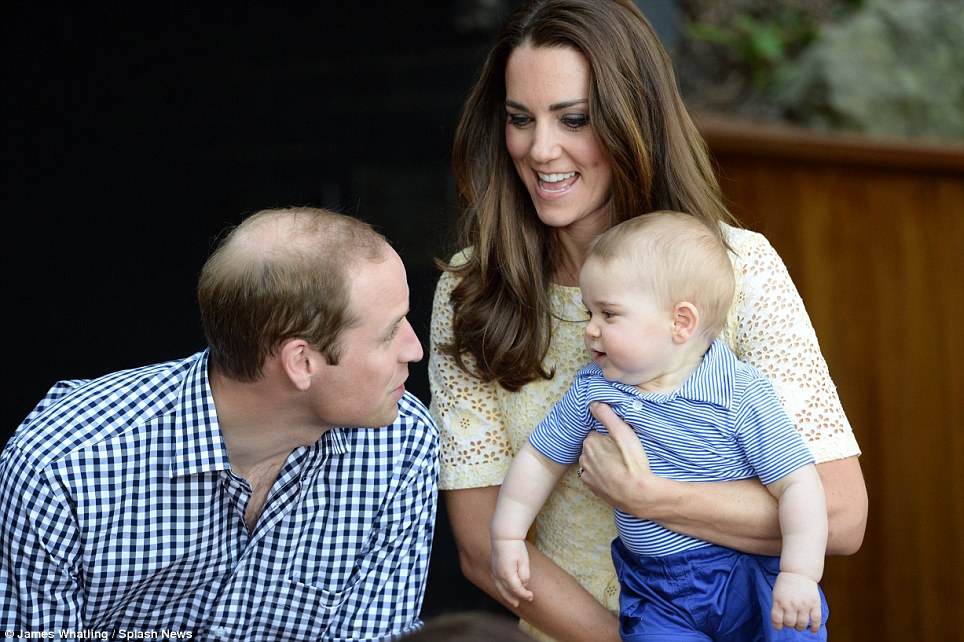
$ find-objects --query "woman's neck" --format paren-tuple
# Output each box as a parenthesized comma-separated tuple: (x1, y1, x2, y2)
(551, 230, 593, 286)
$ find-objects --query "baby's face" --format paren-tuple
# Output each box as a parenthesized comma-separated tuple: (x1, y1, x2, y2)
(580, 258, 678, 392)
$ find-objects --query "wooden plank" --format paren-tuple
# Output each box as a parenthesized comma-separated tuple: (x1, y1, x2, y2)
(704, 120, 964, 640)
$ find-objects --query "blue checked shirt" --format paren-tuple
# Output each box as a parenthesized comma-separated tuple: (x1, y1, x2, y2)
(0, 351, 439, 641)
(529, 340, 815, 558)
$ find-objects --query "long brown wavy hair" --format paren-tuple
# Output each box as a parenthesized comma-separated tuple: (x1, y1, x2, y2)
(443, 0, 735, 391)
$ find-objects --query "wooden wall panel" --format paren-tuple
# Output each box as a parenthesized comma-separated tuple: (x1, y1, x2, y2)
(701, 118, 964, 641)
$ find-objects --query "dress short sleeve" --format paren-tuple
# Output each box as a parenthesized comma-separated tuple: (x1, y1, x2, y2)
(428, 252, 515, 490)
(722, 226, 861, 463)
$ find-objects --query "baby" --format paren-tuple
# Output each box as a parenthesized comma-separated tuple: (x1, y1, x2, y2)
(491, 211, 828, 640)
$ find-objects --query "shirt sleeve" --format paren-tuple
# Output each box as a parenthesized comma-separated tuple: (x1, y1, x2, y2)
(732, 375, 817, 485)
(321, 399, 440, 642)
(0, 441, 85, 629)
(428, 256, 515, 489)
(528, 379, 592, 465)
(726, 228, 861, 463)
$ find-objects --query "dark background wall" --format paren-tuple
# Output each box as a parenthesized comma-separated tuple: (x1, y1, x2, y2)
(1, 0, 511, 618)
(2, 0, 677, 620)
(1, 0, 498, 430)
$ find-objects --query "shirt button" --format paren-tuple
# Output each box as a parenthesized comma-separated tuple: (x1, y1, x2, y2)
(212, 626, 228, 639)
(631, 400, 643, 411)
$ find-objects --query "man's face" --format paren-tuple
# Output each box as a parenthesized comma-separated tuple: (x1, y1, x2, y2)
(311, 250, 423, 428)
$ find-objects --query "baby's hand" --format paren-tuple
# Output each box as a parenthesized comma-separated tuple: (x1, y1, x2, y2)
(491, 538, 534, 607)
(771, 571, 822, 633)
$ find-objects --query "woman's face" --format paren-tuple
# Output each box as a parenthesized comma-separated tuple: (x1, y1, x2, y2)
(504, 44, 612, 237)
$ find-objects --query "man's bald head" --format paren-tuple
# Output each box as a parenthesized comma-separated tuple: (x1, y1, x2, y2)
(198, 207, 391, 381)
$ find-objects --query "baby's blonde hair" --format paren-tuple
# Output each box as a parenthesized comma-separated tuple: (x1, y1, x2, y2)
(587, 211, 734, 342)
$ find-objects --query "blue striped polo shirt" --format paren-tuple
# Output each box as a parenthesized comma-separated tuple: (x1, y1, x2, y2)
(529, 340, 814, 557)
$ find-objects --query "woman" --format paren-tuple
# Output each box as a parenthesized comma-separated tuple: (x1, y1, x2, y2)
(428, 1, 868, 640)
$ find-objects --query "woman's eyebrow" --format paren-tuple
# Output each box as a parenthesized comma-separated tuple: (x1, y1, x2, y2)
(504, 98, 588, 112)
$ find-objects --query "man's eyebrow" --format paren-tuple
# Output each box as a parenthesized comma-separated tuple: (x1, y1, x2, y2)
(504, 98, 588, 112)
(386, 310, 409, 332)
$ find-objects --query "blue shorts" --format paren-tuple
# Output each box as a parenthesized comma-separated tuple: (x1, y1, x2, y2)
(611, 538, 828, 642)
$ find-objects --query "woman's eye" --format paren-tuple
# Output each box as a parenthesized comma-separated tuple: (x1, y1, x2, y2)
(507, 113, 531, 127)
(562, 114, 589, 130)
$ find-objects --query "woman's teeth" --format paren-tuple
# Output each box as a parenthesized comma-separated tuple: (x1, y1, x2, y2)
(538, 171, 576, 183)
(538, 171, 576, 193)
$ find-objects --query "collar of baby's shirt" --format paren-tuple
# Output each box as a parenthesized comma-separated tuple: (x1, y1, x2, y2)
(577, 340, 735, 409)
(674, 340, 736, 408)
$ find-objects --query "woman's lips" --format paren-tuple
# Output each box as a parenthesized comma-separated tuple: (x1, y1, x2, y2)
(536, 171, 578, 196)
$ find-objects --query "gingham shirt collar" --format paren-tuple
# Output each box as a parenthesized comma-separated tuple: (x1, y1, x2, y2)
(168, 352, 231, 478)
(168, 353, 352, 480)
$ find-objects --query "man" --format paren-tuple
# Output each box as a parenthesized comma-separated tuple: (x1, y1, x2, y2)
(0, 207, 439, 640)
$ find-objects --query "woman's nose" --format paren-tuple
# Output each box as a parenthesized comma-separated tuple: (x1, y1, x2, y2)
(529, 122, 561, 163)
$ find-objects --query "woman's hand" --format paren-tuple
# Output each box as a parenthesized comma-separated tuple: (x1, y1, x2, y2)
(578, 401, 659, 513)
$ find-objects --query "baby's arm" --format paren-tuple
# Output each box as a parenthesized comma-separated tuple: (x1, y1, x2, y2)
(766, 463, 828, 633)
(490, 441, 569, 607)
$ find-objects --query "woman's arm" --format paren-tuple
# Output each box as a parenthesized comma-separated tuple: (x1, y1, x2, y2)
(445, 486, 620, 642)
(579, 402, 867, 556)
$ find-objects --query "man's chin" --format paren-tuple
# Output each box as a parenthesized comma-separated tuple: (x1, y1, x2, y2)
(352, 406, 400, 429)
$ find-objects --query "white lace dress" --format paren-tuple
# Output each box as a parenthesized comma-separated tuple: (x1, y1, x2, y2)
(428, 224, 860, 640)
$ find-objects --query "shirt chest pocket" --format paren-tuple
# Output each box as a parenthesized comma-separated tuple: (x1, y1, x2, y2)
(274, 579, 352, 633)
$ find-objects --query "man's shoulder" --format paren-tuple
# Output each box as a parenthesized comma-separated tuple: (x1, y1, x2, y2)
(396, 392, 440, 438)
(5, 353, 206, 468)
(372, 391, 440, 461)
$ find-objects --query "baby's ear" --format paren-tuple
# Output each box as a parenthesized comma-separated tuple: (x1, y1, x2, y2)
(672, 302, 699, 343)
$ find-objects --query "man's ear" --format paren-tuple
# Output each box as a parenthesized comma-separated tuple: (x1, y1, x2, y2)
(279, 338, 318, 391)
(672, 302, 699, 343)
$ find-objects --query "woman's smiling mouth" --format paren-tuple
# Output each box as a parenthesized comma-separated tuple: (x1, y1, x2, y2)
(537, 171, 577, 194)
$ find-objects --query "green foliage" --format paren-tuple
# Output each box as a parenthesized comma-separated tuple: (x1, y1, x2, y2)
(776, 0, 964, 140)
(679, 0, 963, 141)
(688, 9, 818, 94)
